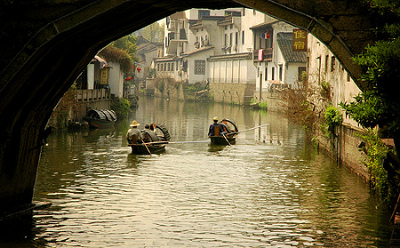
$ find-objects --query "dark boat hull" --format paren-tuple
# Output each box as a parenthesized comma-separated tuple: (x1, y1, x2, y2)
(83, 109, 117, 129)
(129, 144, 166, 155)
(84, 117, 115, 129)
(209, 135, 236, 145)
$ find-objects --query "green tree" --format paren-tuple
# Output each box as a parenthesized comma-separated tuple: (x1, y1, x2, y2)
(98, 45, 132, 74)
(112, 35, 138, 62)
(142, 22, 164, 42)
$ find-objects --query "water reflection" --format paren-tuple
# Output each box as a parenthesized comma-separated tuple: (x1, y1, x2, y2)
(207, 144, 226, 153)
(0, 97, 393, 247)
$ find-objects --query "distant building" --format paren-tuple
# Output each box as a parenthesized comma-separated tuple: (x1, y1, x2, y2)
(136, 36, 163, 81)
(154, 8, 307, 104)
(251, 20, 307, 97)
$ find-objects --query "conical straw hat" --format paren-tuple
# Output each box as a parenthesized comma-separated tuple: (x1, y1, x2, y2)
(130, 120, 140, 127)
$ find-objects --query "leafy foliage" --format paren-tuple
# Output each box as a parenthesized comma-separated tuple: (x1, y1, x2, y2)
(358, 128, 397, 203)
(258, 100, 268, 110)
(320, 81, 331, 101)
(99, 46, 132, 74)
(323, 106, 343, 139)
(111, 97, 131, 119)
(142, 22, 165, 42)
(98, 35, 138, 74)
(112, 35, 138, 60)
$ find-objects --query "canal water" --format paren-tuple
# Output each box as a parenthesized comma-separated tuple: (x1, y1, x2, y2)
(2, 97, 393, 247)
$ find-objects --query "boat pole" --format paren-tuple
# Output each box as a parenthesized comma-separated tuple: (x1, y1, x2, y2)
(140, 138, 152, 156)
(141, 140, 210, 145)
(230, 124, 269, 135)
(222, 133, 232, 146)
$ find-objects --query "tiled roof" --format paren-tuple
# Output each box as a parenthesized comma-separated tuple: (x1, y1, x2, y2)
(277, 32, 307, 63)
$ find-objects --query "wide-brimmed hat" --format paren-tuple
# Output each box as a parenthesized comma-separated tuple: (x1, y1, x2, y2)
(130, 120, 140, 127)
(213, 117, 218, 121)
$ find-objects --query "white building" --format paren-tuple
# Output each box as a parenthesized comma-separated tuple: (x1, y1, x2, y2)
(159, 8, 245, 85)
(156, 8, 308, 104)
(307, 34, 361, 127)
(207, 9, 259, 85)
(107, 61, 124, 99)
(251, 20, 307, 96)
(136, 36, 163, 81)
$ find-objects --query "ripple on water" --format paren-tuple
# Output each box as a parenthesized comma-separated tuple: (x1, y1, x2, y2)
(29, 102, 392, 247)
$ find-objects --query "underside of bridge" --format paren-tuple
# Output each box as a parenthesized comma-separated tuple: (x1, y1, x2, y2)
(0, 0, 382, 216)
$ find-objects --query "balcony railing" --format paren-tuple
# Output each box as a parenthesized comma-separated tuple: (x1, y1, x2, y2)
(253, 48, 273, 62)
(76, 89, 110, 101)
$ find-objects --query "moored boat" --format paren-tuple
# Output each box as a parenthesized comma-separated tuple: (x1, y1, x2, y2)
(209, 118, 238, 145)
(83, 109, 117, 129)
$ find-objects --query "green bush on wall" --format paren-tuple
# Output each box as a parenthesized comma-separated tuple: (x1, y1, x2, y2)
(324, 106, 343, 138)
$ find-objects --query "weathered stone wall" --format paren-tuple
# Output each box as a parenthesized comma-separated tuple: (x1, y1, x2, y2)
(209, 82, 255, 105)
(314, 123, 368, 181)
(145, 78, 185, 101)
(253, 91, 286, 112)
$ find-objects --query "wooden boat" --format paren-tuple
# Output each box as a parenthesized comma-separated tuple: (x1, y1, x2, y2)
(128, 124, 171, 155)
(129, 143, 166, 155)
(209, 135, 236, 145)
(83, 109, 117, 129)
(209, 118, 239, 145)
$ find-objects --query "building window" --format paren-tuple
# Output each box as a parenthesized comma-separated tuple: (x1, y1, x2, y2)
(160, 63, 163, 71)
(198, 10, 210, 18)
(225, 34, 227, 46)
(167, 63, 170, 71)
(230, 24, 233, 29)
(279, 65, 283, 81)
(242, 31, 245, 44)
(298, 67, 306, 81)
(157, 64, 160, 71)
(271, 67, 275, 80)
(325, 55, 329, 72)
(171, 62, 174, 71)
(331, 56, 336, 72)
(235, 32, 238, 46)
(194, 60, 206, 75)
(265, 67, 268, 81)
(230, 33, 233, 46)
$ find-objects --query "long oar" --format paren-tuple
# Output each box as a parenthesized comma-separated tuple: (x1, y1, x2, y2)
(222, 133, 232, 146)
(140, 138, 152, 156)
(230, 124, 269, 135)
(136, 140, 209, 146)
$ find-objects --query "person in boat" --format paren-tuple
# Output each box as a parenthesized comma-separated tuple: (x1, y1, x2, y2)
(142, 123, 159, 143)
(126, 120, 142, 144)
(220, 119, 232, 134)
(208, 117, 225, 137)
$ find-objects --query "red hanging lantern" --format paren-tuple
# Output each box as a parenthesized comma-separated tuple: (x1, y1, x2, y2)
(137, 67, 141, 73)
(125, 76, 131, 81)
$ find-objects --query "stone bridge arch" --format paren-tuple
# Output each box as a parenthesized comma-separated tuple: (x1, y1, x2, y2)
(0, 0, 379, 215)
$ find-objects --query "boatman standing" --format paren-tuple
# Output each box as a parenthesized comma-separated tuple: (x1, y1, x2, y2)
(208, 117, 221, 137)
(126, 120, 142, 144)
